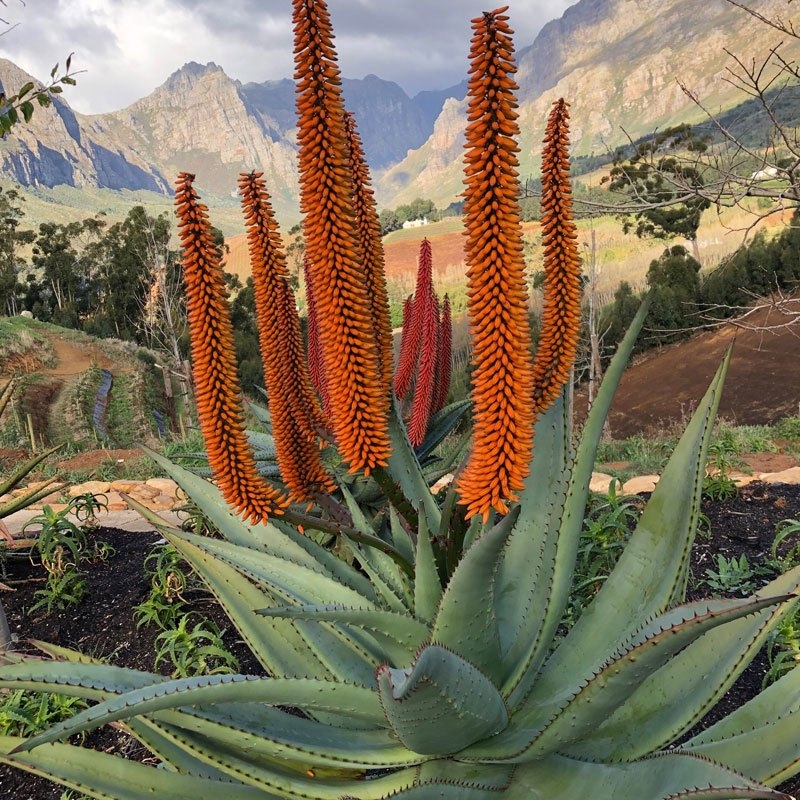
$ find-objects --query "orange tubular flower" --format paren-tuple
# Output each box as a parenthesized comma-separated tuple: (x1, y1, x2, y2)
(431, 294, 452, 414)
(238, 172, 333, 501)
(303, 256, 333, 419)
(174, 172, 288, 523)
(343, 111, 394, 394)
(293, 0, 390, 475)
(530, 99, 582, 415)
(456, 7, 535, 521)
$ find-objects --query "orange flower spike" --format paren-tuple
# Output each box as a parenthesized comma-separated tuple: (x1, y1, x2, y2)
(303, 256, 333, 419)
(343, 110, 394, 395)
(238, 172, 333, 501)
(431, 294, 453, 414)
(174, 172, 288, 523)
(530, 99, 582, 415)
(456, 8, 535, 522)
(293, 0, 390, 475)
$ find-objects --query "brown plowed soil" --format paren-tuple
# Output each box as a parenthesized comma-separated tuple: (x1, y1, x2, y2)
(581, 303, 800, 439)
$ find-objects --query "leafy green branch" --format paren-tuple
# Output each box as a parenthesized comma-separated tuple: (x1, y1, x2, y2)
(0, 54, 80, 134)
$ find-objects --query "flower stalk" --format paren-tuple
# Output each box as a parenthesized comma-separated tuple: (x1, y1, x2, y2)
(456, 7, 535, 521)
(238, 171, 334, 501)
(174, 172, 288, 523)
(531, 99, 582, 414)
(293, 0, 390, 475)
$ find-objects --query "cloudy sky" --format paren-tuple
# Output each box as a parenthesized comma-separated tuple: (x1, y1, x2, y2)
(1, 0, 575, 115)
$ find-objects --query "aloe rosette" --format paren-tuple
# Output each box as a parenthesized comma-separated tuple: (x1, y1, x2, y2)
(0, 3, 798, 799)
(0, 307, 798, 799)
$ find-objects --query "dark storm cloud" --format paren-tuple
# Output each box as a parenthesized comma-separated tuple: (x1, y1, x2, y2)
(2, 0, 574, 113)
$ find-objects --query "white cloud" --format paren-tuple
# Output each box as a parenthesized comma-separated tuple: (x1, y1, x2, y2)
(0, 0, 575, 114)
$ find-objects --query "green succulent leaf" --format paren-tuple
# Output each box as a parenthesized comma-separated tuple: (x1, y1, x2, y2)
(15, 674, 385, 752)
(377, 644, 508, 756)
(159, 528, 344, 679)
(413, 510, 443, 623)
(502, 297, 652, 708)
(430, 507, 519, 684)
(508, 752, 789, 800)
(385, 397, 441, 532)
(494, 396, 571, 700)
(257, 604, 428, 655)
(569, 564, 800, 760)
(466, 594, 787, 761)
(521, 349, 731, 721)
(681, 661, 800, 786)
(414, 398, 471, 463)
(0, 737, 273, 800)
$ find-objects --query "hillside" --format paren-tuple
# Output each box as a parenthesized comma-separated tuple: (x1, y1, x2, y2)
(0, 319, 179, 451)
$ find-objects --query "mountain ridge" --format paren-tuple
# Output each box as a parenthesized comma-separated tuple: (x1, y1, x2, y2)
(0, 0, 796, 218)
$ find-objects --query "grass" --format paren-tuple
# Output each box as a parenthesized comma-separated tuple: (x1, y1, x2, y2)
(595, 416, 800, 482)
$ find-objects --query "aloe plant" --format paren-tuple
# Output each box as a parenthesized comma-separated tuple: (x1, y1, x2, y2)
(0, 3, 798, 799)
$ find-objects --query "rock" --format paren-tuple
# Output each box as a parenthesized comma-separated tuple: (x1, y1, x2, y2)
(102, 491, 128, 511)
(110, 480, 143, 493)
(759, 467, 800, 485)
(589, 472, 618, 494)
(145, 478, 180, 496)
(69, 481, 111, 497)
(138, 493, 177, 512)
(127, 484, 161, 501)
(621, 475, 660, 495)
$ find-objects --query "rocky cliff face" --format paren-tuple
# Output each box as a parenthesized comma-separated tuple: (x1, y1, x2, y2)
(0, 0, 794, 213)
(377, 0, 800, 207)
(0, 58, 462, 214)
(0, 59, 169, 193)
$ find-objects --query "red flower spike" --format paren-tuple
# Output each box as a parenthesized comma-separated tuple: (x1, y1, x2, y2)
(238, 172, 333, 501)
(431, 294, 453, 414)
(407, 287, 440, 448)
(174, 172, 288, 523)
(456, 8, 535, 522)
(293, 0, 390, 475)
(395, 238, 433, 400)
(530, 99, 582, 416)
(393, 295, 417, 401)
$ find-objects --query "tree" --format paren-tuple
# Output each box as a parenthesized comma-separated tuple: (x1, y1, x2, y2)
(85, 206, 173, 341)
(600, 1, 800, 240)
(603, 125, 712, 260)
(29, 218, 105, 326)
(0, 184, 34, 315)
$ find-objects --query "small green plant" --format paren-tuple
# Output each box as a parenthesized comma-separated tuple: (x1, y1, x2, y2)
(22, 497, 113, 614)
(763, 608, 800, 688)
(774, 415, 800, 445)
(702, 437, 739, 501)
(702, 553, 774, 597)
(0, 689, 87, 738)
(153, 615, 239, 678)
(770, 517, 800, 572)
(134, 544, 191, 631)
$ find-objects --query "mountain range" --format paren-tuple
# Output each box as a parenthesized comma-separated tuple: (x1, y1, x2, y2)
(0, 0, 796, 221)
